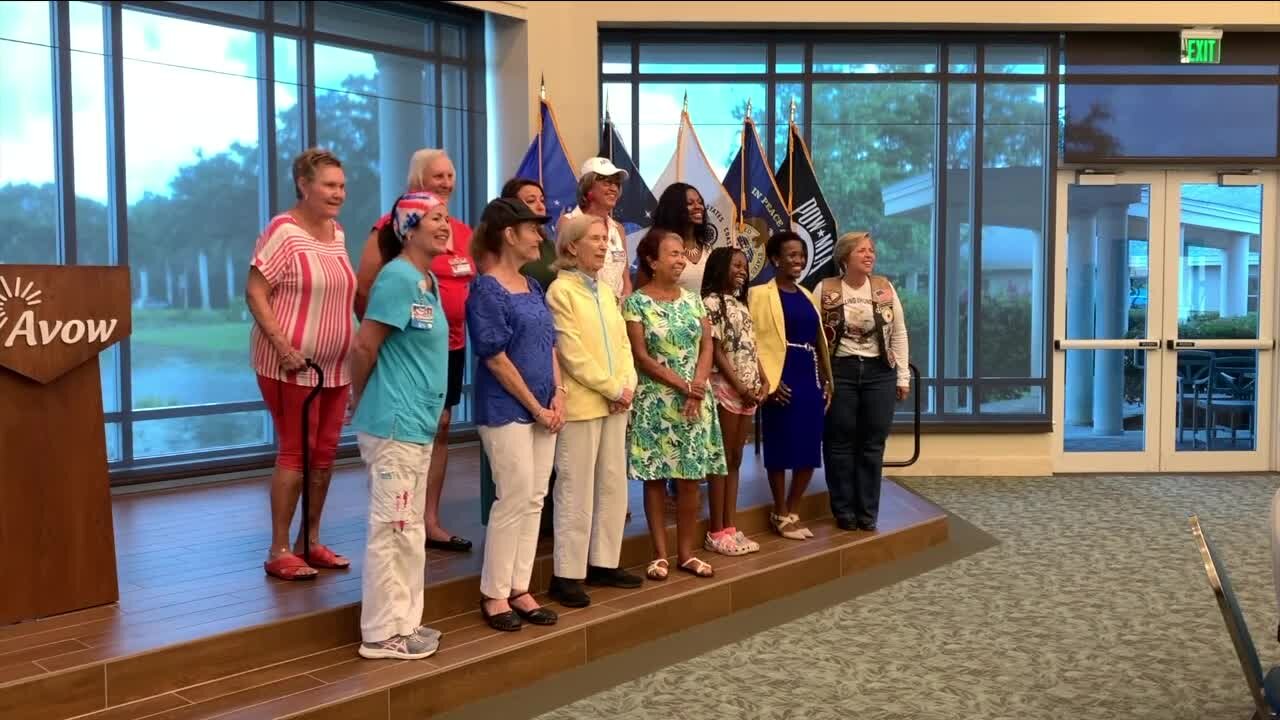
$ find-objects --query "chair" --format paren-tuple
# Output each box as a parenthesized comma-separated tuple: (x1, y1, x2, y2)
(1188, 514, 1280, 719)
(1177, 351, 1214, 449)
(1196, 356, 1257, 450)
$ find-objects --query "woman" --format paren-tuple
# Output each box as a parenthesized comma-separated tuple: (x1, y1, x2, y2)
(748, 231, 832, 541)
(818, 232, 909, 532)
(652, 182, 714, 295)
(347, 192, 451, 660)
(247, 148, 355, 581)
(468, 196, 563, 632)
(503, 177, 558, 288)
(354, 148, 473, 555)
(545, 214, 643, 607)
(624, 228, 725, 580)
(559, 157, 632, 300)
(701, 247, 767, 556)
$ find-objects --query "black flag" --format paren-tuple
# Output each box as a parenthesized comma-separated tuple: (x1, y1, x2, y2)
(600, 117, 657, 240)
(775, 123, 839, 290)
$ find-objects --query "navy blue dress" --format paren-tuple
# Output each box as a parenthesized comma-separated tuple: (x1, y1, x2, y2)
(761, 286, 824, 470)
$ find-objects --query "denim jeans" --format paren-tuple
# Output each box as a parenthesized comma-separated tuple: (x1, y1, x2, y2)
(823, 355, 897, 526)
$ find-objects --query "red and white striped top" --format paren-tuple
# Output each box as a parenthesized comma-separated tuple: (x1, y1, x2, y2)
(250, 214, 356, 387)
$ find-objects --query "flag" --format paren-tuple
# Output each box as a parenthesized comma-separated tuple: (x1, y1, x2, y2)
(600, 115, 656, 256)
(723, 116, 791, 284)
(514, 98, 578, 228)
(776, 122, 839, 289)
(652, 111, 737, 251)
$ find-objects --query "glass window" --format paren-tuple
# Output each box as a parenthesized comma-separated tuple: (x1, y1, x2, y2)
(601, 42, 631, 74)
(315, 43, 439, 256)
(639, 43, 766, 74)
(813, 43, 938, 73)
(602, 81, 633, 154)
(440, 24, 463, 59)
(71, 1, 112, 266)
(274, 35, 302, 215)
(121, 9, 262, 415)
(636, 82, 765, 190)
(774, 81, 802, 169)
(948, 45, 976, 73)
(270, 1, 300, 25)
(984, 45, 1048, 74)
(1064, 84, 1279, 160)
(169, 1, 262, 19)
(0, 1, 58, 264)
(132, 411, 272, 459)
(315, 3, 433, 53)
(776, 43, 804, 73)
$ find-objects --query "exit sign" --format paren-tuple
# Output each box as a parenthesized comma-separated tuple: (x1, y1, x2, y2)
(1181, 28, 1223, 64)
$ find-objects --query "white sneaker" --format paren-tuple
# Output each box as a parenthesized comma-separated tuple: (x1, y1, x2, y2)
(733, 531, 761, 553)
(359, 633, 437, 660)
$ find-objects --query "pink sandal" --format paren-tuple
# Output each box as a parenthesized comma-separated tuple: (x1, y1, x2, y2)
(300, 544, 350, 569)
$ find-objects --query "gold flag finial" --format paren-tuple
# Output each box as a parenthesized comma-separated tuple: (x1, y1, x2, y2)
(789, 96, 797, 124)
(604, 88, 610, 122)
(745, 97, 753, 120)
(539, 73, 546, 101)
(682, 91, 688, 113)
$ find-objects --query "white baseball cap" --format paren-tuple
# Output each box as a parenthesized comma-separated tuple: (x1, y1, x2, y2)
(580, 157, 628, 182)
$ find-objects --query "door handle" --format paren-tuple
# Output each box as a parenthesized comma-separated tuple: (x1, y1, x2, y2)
(1137, 340, 1159, 349)
(1167, 339, 1197, 349)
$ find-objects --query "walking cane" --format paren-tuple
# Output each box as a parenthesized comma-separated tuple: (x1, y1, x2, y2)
(300, 360, 324, 562)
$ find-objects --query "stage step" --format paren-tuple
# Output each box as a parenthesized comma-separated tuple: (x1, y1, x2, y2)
(0, 483, 947, 720)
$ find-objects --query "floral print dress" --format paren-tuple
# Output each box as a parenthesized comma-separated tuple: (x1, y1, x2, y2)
(622, 289, 727, 482)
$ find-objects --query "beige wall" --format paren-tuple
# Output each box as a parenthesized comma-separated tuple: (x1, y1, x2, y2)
(454, 0, 1280, 475)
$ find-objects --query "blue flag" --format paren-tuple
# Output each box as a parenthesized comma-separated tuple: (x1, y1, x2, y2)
(722, 118, 791, 284)
(515, 99, 577, 227)
(600, 118, 656, 239)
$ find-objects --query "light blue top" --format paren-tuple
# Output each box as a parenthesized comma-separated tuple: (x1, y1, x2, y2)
(351, 257, 449, 444)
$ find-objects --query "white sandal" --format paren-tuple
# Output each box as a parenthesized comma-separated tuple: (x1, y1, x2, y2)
(679, 557, 714, 578)
(771, 512, 808, 540)
(646, 558, 669, 581)
(787, 513, 815, 539)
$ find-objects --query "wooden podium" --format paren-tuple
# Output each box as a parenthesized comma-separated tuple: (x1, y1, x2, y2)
(0, 265, 131, 625)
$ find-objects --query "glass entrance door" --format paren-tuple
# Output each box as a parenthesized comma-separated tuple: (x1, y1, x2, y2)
(1052, 170, 1275, 472)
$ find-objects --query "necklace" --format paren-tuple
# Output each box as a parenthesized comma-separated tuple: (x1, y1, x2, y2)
(683, 243, 702, 264)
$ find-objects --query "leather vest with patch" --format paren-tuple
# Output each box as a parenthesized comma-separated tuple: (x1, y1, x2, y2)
(818, 275, 898, 367)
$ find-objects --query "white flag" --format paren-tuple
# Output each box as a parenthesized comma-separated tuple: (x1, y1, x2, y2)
(652, 111, 737, 249)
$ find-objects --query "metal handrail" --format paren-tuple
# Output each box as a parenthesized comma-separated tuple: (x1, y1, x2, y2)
(883, 362, 922, 468)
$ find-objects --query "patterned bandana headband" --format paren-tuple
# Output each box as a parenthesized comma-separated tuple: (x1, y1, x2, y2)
(393, 191, 445, 241)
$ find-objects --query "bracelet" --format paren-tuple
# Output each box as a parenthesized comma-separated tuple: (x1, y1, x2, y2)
(556, 384, 567, 393)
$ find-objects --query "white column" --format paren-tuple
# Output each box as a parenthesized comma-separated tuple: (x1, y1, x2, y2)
(375, 55, 425, 212)
(1092, 205, 1127, 436)
(1224, 233, 1251, 318)
(1065, 213, 1095, 426)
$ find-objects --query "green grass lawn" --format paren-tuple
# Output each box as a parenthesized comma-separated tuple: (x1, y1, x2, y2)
(130, 309, 252, 365)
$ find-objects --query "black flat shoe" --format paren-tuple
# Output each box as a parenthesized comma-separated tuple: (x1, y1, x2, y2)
(509, 593, 558, 625)
(427, 535, 472, 552)
(480, 600, 521, 632)
(835, 517, 858, 532)
(857, 521, 878, 532)
(548, 577, 591, 608)
(586, 565, 643, 589)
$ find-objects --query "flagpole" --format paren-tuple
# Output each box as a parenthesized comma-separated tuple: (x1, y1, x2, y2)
(678, 91, 687, 179)
(738, 98, 750, 237)
(537, 75, 546, 186)
(787, 97, 796, 213)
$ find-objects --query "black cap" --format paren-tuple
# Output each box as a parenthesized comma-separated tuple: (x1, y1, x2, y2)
(480, 197, 549, 228)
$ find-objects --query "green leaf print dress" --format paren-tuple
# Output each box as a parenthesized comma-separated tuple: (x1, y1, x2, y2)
(622, 288, 727, 481)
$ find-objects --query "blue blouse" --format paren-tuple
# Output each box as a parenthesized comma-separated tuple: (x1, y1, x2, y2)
(465, 274, 556, 427)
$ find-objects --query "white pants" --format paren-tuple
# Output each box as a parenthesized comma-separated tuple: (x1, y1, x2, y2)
(479, 422, 556, 599)
(554, 413, 629, 579)
(357, 433, 431, 643)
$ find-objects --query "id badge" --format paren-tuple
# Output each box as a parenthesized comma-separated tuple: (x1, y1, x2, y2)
(449, 256, 473, 277)
(410, 303, 434, 330)
(610, 248, 625, 264)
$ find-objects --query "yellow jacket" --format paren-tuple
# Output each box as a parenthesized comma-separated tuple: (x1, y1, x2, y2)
(747, 279, 833, 393)
(546, 270, 637, 421)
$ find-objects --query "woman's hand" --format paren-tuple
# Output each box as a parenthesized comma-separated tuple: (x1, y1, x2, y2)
(896, 384, 910, 402)
(681, 395, 702, 421)
(823, 381, 833, 413)
(769, 381, 792, 406)
(617, 387, 635, 408)
(276, 341, 307, 372)
(549, 390, 567, 432)
(535, 406, 563, 433)
(754, 378, 771, 405)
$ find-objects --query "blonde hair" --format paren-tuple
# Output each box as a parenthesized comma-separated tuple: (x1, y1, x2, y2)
(406, 148, 451, 191)
(291, 148, 342, 199)
(833, 231, 873, 271)
(554, 214, 608, 272)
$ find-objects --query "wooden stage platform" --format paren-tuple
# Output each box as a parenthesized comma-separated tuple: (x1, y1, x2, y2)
(0, 445, 948, 720)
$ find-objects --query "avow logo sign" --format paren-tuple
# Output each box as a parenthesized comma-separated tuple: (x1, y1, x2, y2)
(0, 276, 119, 348)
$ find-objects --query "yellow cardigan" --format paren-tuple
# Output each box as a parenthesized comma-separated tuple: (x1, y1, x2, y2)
(546, 270, 637, 421)
(747, 279, 833, 394)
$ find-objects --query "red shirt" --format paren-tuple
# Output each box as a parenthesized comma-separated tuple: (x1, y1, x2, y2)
(373, 214, 474, 350)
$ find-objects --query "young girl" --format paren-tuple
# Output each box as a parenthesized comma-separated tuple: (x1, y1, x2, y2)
(701, 248, 768, 556)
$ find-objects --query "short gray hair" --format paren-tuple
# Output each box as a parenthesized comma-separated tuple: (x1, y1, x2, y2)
(554, 214, 608, 272)
(833, 231, 873, 271)
(406, 148, 450, 191)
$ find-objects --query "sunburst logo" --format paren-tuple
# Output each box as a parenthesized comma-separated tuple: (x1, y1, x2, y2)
(0, 275, 118, 348)
(0, 276, 42, 335)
